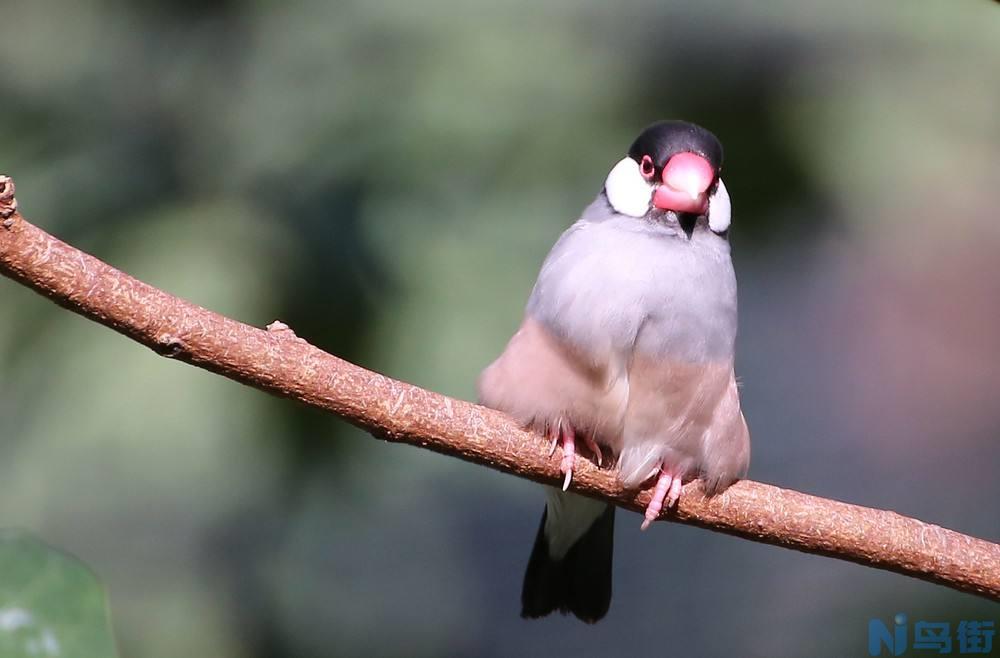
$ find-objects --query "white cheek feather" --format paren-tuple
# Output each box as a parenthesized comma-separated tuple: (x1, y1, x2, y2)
(708, 178, 732, 233)
(604, 157, 652, 217)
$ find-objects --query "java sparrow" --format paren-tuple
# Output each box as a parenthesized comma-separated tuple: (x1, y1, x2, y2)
(478, 121, 750, 623)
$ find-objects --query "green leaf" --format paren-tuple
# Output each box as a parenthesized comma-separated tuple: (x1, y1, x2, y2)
(0, 531, 118, 658)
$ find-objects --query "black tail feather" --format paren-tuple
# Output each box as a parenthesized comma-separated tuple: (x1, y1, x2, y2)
(520, 504, 615, 623)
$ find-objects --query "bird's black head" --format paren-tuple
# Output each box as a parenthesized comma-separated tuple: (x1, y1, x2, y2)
(603, 120, 731, 235)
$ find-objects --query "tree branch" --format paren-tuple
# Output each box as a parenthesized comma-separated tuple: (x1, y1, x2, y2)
(1, 175, 997, 602)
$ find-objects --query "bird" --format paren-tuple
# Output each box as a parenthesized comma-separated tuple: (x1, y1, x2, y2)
(477, 120, 750, 623)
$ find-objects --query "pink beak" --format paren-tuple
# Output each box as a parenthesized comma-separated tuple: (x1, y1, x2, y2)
(652, 152, 714, 214)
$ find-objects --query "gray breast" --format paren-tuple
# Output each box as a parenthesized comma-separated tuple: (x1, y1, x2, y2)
(526, 197, 738, 365)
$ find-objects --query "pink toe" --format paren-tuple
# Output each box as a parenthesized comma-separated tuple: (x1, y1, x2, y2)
(559, 422, 576, 471)
(666, 475, 683, 508)
(642, 469, 674, 530)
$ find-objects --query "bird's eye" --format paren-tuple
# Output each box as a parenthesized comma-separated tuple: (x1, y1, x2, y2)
(640, 155, 655, 179)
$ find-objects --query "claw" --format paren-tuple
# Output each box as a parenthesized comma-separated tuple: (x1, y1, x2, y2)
(559, 422, 576, 491)
(547, 419, 560, 456)
(583, 433, 603, 467)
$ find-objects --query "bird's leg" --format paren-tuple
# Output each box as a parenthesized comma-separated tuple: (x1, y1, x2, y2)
(640, 467, 683, 531)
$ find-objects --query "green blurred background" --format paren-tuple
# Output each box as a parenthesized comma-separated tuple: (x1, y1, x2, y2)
(1, 0, 998, 656)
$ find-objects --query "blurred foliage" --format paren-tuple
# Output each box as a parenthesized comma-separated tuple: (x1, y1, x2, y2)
(0, 0, 998, 656)
(0, 532, 117, 658)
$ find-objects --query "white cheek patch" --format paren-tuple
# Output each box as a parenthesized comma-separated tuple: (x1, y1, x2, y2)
(708, 178, 731, 233)
(604, 157, 652, 217)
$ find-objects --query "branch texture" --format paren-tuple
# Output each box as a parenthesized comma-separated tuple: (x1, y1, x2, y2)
(1, 175, 998, 601)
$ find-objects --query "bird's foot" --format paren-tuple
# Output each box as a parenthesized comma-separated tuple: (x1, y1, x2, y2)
(640, 467, 683, 531)
(546, 418, 577, 491)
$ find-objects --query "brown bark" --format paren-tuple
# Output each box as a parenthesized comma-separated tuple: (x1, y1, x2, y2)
(1, 175, 997, 601)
